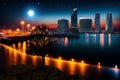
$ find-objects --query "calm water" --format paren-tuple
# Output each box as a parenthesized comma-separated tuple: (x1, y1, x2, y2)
(0, 33, 120, 80)
(55, 33, 120, 66)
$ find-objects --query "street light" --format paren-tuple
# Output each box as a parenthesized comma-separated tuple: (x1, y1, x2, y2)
(20, 20, 25, 32)
(27, 24, 30, 31)
(16, 28, 20, 32)
(27, 24, 30, 28)
(32, 26, 35, 30)
(27, 24, 30, 30)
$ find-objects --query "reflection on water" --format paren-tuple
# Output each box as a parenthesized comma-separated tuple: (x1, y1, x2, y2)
(100, 33, 105, 47)
(64, 37, 69, 46)
(58, 37, 69, 46)
(113, 69, 120, 79)
(0, 33, 120, 80)
(61, 34, 112, 48)
(1, 43, 42, 66)
(108, 34, 111, 46)
(93, 34, 96, 44)
(1, 42, 120, 80)
(1, 43, 89, 76)
(18, 42, 21, 51)
(85, 33, 89, 44)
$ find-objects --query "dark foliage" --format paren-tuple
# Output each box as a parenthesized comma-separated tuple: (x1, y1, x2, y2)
(26, 24, 57, 66)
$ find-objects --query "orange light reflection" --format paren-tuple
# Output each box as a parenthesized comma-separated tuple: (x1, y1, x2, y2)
(18, 42, 21, 51)
(64, 37, 68, 46)
(22, 41, 26, 53)
(50, 58, 87, 75)
(69, 61, 76, 75)
(2, 43, 115, 76)
(79, 62, 86, 76)
(52, 58, 63, 71)
(1, 44, 27, 65)
(45, 56, 50, 66)
(100, 33, 104, 47)
(32, 56, 37, 66)
(97, 62, 101, 70)
(7, 46, 12, 66)
(12, 48, 17, 65)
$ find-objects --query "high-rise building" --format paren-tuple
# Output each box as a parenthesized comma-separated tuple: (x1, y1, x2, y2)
(58, 19, 69, 34)
(79, 19, 92, 32)
(106, 13, 113, 32)
(71, 8, 78, 28)
(95, 13, 100, 32)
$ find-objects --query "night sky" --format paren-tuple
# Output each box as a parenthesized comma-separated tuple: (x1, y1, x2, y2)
(0, 0, 120, 30)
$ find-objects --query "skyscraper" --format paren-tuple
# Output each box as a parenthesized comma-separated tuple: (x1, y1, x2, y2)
(71, 8, 78, 28)
(106, 13, 113, 32)
(95, 13, 100, 32)
(79, 19, 92, 32)
(58, 19, 69, 34)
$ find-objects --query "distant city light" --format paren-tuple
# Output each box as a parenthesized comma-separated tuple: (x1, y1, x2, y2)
(80, 17, 90, 19)
(71, 58, 75, 62)
(20, 20, 25, 31)
(32, 26, 35, 30)
(81, 60, 84, 64)
(45, 54, 50, 60)
(20, 21, 25, 25)
(58, 57, 62, 60)
(27, 24, 30, 28)
(115, 65, 118, 69)
(8, 29, 12, 32)
(28, 10, 34, 16)
(98, 62, 101, 66)
(16, 28, 20, 31)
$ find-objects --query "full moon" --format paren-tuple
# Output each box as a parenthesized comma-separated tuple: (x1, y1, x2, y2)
(28, 10, 34, 16)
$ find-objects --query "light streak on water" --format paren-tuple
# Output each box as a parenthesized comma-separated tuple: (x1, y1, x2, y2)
(0, 43, 120, 79)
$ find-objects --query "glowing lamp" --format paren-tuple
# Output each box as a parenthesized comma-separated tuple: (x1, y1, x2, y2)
(32, 27, 35, 30)
(81, 60, 84, 64)
(27, 24, 30, 28)
(58, 57, 62, 60)
(98, 62, 101, 66)
(21, 21, 25, 25)
(16, 28, 20, 31)
(71, 58, 75, 62)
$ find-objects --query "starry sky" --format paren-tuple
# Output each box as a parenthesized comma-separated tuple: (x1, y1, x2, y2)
(0, 0, 120, 30)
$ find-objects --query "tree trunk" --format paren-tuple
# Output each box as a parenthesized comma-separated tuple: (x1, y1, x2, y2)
(42, 55, 45, 66)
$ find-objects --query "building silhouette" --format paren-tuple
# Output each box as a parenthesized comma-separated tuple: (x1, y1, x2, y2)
(79, 19, 92, 32)
(106, 13, 113, 32)
(57, 19, 69, 34)
(71, 8, 78, 28)
(95, 13, 100, 32)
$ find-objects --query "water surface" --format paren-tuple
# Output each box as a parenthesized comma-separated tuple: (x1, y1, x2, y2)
(0, 33, 120, 80)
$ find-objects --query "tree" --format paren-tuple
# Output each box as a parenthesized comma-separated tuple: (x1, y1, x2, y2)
(31, 24, 49, 36)
(26, 24, 57, 66)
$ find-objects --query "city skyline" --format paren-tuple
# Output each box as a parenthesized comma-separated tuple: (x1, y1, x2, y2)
(0, 0, 120, 31)
(58, 19, 69, 33)
(95, 13, 100, 32)
(79, 19, 92, 32)
(71, 8, 78, 28)
(106, 13, 113, 32)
